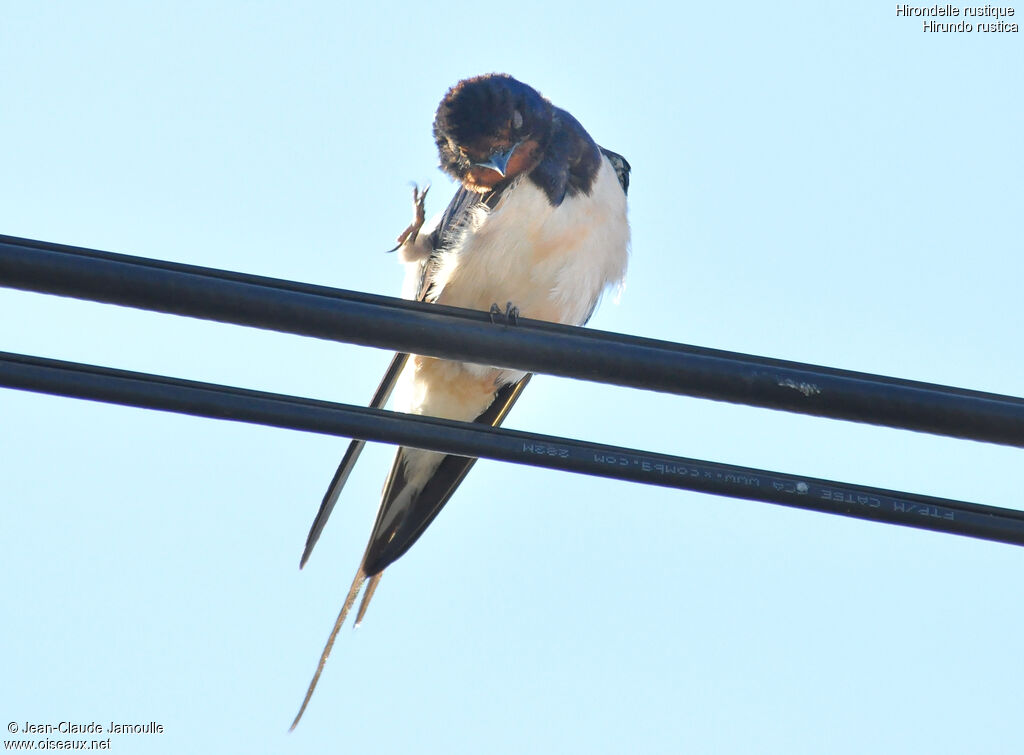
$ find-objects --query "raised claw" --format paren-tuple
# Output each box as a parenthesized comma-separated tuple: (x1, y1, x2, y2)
(388, 183, 431, 253)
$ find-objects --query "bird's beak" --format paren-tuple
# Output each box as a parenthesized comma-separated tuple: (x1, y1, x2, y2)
(474, 143, 519, 177)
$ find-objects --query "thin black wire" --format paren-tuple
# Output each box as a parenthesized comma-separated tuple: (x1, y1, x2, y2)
(3, 350, 1024, 548)
(2, 233, 1024, 446)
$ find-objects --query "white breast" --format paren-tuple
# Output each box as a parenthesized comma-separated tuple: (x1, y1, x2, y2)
(431, 155, 629, 326)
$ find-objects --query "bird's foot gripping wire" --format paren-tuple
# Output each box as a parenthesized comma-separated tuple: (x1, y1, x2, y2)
(489, 301, 520, 325)
(387, 184, 430, 253)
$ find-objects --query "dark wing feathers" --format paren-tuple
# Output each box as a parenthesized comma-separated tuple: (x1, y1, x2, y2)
(361, 374, 531, 576)
(599, 147, 631, 195)
(428, 186, 483, 255)
(299, 352, 410, 567)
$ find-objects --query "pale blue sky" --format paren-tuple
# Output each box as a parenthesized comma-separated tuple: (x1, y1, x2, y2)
(1, 3, 1022, 753)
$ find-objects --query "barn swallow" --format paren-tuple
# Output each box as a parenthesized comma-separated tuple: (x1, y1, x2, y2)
(291, 73, 630, 727)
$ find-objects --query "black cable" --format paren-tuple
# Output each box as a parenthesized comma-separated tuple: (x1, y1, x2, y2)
(6, 235, 1024, 446)
(3, 234, 1023, 446)
(3, 350, 1024, 548)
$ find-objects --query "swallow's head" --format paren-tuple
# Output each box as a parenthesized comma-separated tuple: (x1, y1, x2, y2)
(434, 73, 554, 193)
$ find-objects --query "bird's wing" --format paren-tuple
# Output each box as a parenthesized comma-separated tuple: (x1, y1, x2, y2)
(299, 352, 409, 568)
(299, 184, 505, 566)
(360, 372, 531, 578)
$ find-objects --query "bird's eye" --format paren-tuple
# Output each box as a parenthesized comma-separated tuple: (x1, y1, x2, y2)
(512, 109, 523, 131)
